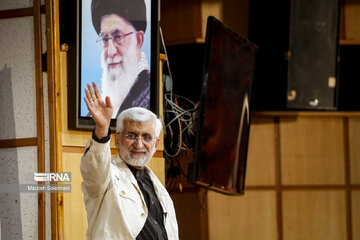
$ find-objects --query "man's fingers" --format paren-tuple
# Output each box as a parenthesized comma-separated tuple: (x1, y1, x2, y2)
(84, 97, 93, 110)
(87, 83, 96, 101)
(93, 82, 102, 100)
(85, 87, 93, 102)
(85, 87, 98, 112)
(105, 96, 113, 109)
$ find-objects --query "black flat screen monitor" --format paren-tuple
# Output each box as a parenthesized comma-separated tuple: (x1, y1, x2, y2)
(189, 16, 258, 195)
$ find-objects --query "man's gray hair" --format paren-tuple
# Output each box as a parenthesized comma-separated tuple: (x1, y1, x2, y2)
(116, 107, 162, 137)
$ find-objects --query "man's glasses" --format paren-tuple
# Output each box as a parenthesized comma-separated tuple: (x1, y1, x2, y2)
(123, 133, 155, 144)
(96, 31, 133, 49)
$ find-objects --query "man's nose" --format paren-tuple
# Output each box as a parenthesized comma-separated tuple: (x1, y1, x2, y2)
(134, 137, 144, 148)
(107, 39, 118, 58)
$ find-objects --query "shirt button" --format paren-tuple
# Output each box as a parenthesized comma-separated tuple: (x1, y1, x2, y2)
(154, 220, 158, 225)
(120, 190, 125, 196)
(151, 201, 154, 205)
(141, 213, 146, 218)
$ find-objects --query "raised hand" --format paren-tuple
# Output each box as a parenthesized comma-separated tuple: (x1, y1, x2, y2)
(84, 82, 113, 138)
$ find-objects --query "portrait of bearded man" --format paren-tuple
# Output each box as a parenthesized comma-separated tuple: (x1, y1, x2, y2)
(91, 0, 151, 118)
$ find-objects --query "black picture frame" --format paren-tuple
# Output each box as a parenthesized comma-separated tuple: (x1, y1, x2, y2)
(61, 0, 159, 131)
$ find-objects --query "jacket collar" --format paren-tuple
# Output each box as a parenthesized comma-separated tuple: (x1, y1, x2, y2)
(112, 154, 138, 185)
(112, 154, 167, 196)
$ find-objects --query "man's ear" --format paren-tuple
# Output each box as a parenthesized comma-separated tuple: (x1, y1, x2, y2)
(154, 138, 160, 150)
(136, 31, 144, 49)
(115, 133, 121, 149)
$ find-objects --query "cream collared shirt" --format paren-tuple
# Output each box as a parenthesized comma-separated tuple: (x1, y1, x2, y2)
(80, 137, 179, 240)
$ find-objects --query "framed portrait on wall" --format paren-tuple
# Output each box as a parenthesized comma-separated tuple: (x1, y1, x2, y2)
(61, 0, 159, 130)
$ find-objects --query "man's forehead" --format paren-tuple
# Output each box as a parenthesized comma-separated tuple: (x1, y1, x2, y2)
(100, 14, 133, 34)
(99, 28, 123, 36)
(123, 119, 155, 133)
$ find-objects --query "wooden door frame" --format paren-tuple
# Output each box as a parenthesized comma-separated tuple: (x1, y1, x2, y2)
(45, 0, 64, 239)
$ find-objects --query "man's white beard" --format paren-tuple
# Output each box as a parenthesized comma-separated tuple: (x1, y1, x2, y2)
(119, 143, 157, 168)
(101, 37, 139, 118)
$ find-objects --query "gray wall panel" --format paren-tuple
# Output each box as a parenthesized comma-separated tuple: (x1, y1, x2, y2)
(0, 17, 37, 140)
